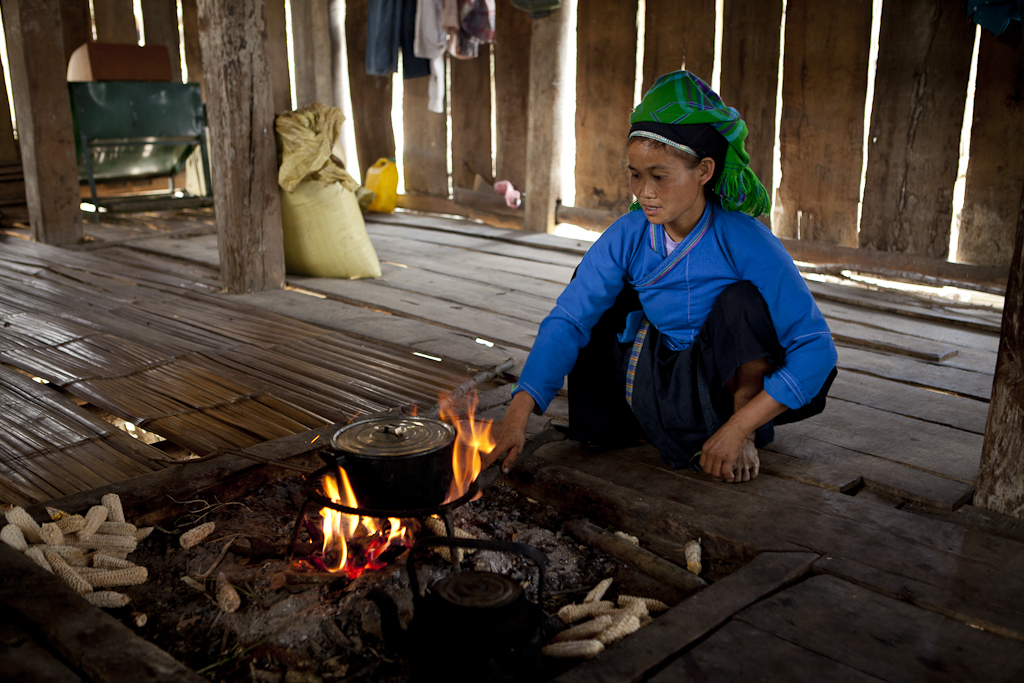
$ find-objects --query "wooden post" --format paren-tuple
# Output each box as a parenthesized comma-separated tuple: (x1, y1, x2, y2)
(0, 52, 19, 165)
(976, 184, 1024, 518)
(92, 0, 138, 44)
(524, 1, 572, 233)
(180, 0, 204, 89)
(266, 0, 292, 112)
(141, 0, 183, 82)
(776, 0, 872, 245)
(2, 0, 83, 245)
(196, 0, 285, 294)
(402, 75, 447, 196)
(59, 0, 92, 66)
(345, 0, 395, 175)
(450, 46, 492, 189)
(720, 0, 783, 212)
(957, 28, 1024, 267)
(642, 0, 715, 93)
(494, 1, 530, 193)
(858, 0, 974, 259)
(574, 0, 638, 214)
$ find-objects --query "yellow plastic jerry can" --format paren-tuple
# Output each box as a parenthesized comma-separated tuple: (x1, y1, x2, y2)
(364, 158, 399, 213)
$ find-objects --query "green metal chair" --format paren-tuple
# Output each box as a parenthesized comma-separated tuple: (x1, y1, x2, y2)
(68, 81, 213, 212)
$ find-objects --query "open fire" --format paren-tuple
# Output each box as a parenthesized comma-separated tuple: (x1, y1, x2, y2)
(312, 390, 496, 578)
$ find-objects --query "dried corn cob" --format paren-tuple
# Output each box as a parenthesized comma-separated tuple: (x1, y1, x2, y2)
(179, 522, 215, 549)
(133, 613, 148, 627)
(24, 546, 52, 573)
(68, 533, 137, 553)
(216, 572, 240, 613)
(96, 522, 137, 537)
(39, 522, 64, 547)
(37, 545, 89, 565)
(85, 591, 131, 608)
(1, 524, 28, 552)
(101, 494, 125, 523)
(639, 615, 654, 627)
(551, 615, 614, 643)
(46, 506, 69, 521)
(82, 566, 148, 589)
(93, 553, 135, 570)
(596, 614, 641, 645)
(79, 506, 109, 542)
(584, 577, 613, 604)
(54, 515, 85, 534)
(423, 516, 476, 562)
(614, 530, 640, 545)
(542, 640, 604, 659)
(557, 600, 614, 624)
(684, 539, 702, 575)
(618, 595, 669, 613)
(134, 526, 154, 541)
(5, 506, 42, 543)
(44, 550, 92, 594)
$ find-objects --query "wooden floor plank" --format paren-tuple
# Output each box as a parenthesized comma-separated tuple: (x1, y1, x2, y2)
(735, 575, 1024, 682)
(553, 552, 819, 683)
(829, 318, 960, 361)
(837, 346, 994, 400)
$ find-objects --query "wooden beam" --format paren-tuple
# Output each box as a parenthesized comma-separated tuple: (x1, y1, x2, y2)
(957, 27, 1024, 266)
(0, 48, 18, 165)
(574, 0, 637, 214)
(180, 0, 203, 89)
(525, 5, 572, 233)
(776, 0, 872, 245)
(2, 0, 83, 245)
(91, 0, 137, 44)
(642, 0, 715, 93)
(140, 0, 182, 82)
(58, 0, 92, 67)
(450, 46, 493, 189)
(266, 0, 292, 112)
(402, 76, 447, 196)
(858, 0, 974, 259)
(720, 0, 783, 212)
(494, 1, 530, 193)
(345, 0, 395, 174)
(976, 183, 1024, 518)
(197, 0, 285, 293)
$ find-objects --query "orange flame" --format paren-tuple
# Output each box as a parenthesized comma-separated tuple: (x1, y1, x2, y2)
(318, 470, 411, 577)
(439, 389, 495, 503)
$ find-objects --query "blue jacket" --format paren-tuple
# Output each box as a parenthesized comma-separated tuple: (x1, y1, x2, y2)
(516, 202, 838, 412)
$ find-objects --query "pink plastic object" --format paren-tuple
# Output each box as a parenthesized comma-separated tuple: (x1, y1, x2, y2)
(493, 180, 522, 209)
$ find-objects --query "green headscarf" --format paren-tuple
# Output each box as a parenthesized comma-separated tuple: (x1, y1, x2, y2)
(629, 71, 771, 217)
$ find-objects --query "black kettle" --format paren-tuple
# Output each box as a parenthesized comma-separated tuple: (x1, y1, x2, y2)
(370, 537, 548, 683)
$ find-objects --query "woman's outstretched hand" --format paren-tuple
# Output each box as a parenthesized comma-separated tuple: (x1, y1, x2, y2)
(482, 391, 536, 473)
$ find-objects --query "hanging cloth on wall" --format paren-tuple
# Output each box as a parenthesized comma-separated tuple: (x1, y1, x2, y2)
(366, 0, 431, 79)
(442, 0, 495, 59)
(414, 0, 447, 113)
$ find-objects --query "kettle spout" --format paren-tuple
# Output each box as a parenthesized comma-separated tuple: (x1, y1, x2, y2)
(366, 589, 409, 653)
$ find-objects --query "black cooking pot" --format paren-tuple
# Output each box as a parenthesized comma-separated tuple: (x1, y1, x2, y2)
(322, 416, 456, 511)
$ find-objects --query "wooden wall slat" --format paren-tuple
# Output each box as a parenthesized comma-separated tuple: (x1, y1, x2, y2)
(311, 0, 334, 105)
(180, 0, 203, 90)
(266, 0, 292, 113)
(575, 0, 638, 213)
(92, 0, 137, 44)
(59, 0, 92, 66)
(290, 0, 317, 107)
(858, 0, 974, 259)
(450, 47, 493, 189)
(141, 0, 183, 82)
(196, 0, 284, 294)
(494, 0, 530, 193)
(3, 0, 83, 245)
(976, 183, 1024, 516)
(720, 0, 783, 213)
(957, 27, 1024, 266)
(776, 0, 872, 245)
(345, 0, 395, 175)
(402, 75, 448, 196)
(0, 51, 19, 165)
(642, 0, 715, 94)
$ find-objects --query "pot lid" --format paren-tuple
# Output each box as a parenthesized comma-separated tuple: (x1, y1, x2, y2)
(332, 417, 455, 457)
(434, 571, 522, 609)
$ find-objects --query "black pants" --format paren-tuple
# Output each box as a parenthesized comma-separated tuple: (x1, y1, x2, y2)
(568, 282, 837, 469)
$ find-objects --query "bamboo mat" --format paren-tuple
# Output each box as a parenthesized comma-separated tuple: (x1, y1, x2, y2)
(0, 236, 477, 505)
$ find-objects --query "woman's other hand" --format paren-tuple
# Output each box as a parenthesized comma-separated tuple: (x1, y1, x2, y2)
(699, 422, 751, 482)
(482, 391, 535, 473)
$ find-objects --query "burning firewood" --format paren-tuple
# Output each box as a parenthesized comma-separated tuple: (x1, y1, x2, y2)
(542, 639, 605, 658)
(179, 521, 216, 549)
